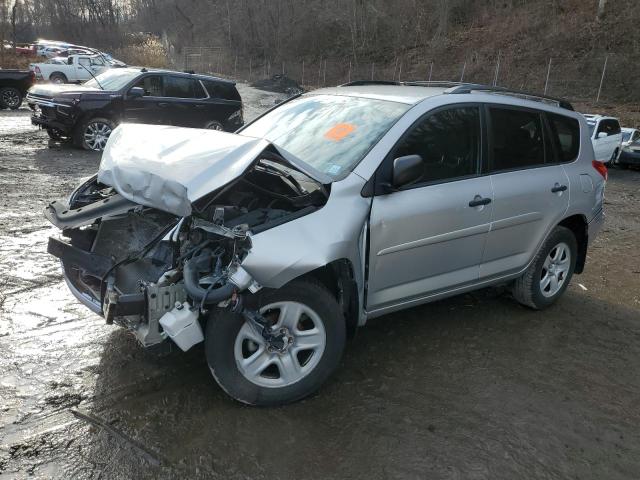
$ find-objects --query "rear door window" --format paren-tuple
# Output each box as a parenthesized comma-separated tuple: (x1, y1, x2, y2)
(548, 113, 580, 163)
(163, 76, 204, 98)
(489, 107, 546, 171)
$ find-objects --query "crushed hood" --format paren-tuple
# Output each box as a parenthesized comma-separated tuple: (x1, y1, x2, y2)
(98, 124, 328, 217)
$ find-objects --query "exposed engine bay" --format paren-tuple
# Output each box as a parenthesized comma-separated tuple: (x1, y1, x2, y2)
(46, 151, 328, 350)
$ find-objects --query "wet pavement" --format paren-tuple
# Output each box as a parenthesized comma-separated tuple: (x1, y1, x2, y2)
(1, 86, 639, 479)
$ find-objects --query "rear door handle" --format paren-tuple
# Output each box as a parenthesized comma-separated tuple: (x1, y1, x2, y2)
(469, 196, 492, 207)
(194, 104, 206, 108)
(157, 102, 169, 107)
(551, 184, 567, 193)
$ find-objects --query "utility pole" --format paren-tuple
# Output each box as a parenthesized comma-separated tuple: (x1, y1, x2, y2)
(11, 0, 18, 55)
(597, 0, 607, 20)
(596, 54, 608, 102)
(493, 50, 501, 86)
(544, 57, 552, 94)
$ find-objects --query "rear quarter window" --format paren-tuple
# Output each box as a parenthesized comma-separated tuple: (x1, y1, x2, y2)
(548, 113, 580, 163)
(201, 80, 240, 101)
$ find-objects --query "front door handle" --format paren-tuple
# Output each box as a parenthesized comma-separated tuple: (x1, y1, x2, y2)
(157, 102, 169, 107)
(551, 184, 568, 193)
(469, 196, 492, 207)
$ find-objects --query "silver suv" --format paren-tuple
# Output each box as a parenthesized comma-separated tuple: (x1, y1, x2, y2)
(45, 82, 606, 406)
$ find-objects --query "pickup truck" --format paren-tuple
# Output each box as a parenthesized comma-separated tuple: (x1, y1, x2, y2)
(0, 69, 35, 109)
(30, 54, 110, 84)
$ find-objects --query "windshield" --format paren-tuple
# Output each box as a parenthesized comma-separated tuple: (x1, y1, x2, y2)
(84, 69, 140, 91)
(587, 122, 596, 136)
(241, 94, 410, 178)
(622, 131, 632, 142)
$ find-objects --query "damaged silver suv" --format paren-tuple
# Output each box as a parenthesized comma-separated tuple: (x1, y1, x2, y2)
(45, 81, 606, 405)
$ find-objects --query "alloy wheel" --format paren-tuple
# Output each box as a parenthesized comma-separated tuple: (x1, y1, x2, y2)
(83, 121, 112, 151)
(1, 89, 21, 108)
(540, 241, 571, 297)
(234, 301, 326, 388)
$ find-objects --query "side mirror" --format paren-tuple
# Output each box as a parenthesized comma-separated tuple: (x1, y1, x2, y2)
(597, 131, 608, 139)
(128, 86, 145, 99)
(392, 155, 424, 188)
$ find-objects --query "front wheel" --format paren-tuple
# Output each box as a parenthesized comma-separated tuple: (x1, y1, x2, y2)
(74, 117, 115, 151)
(512, 226, 577, 310)
(205, 279, 346, 406)
(0, 87, 23, 109)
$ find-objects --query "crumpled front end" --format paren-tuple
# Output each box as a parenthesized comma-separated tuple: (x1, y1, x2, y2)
(45, 134, 329, 351)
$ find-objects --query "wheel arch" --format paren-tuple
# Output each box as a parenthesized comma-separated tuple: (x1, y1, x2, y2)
(558, 214, 588, 274)
(295, 259, 360, 338)
(49, 71, 68, 81)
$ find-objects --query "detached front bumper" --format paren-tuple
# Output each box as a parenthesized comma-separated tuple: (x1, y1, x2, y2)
(48, 236, 146, 317)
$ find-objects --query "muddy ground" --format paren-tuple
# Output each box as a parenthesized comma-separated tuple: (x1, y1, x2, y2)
(0, 85, 639, 480)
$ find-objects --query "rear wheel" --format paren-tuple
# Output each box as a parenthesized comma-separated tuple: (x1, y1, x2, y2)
(0, 87, 22, 110)
(204, 120, 224, 131)
(205, 279, 346, 406)
(74, 117, 115, 151)
(512, 226, 577, 309)
(49, 73, 67, 84)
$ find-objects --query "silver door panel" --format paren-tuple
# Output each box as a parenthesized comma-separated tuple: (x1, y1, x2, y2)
(367, 176, 493, 310)
(480, 165, 569, 278)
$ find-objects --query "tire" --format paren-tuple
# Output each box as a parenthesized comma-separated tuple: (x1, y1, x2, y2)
(205, 279, 346, 406)
(74, 117, 115, 151)
(204, 120, 224, 131)
(512, 226, 577, 310)
(0, 87, 23, 110)
(610, 149, 619, 166)
(49, 73, 68, 84)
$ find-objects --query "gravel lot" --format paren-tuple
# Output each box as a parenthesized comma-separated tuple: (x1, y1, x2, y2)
(0, 86, 639, 479)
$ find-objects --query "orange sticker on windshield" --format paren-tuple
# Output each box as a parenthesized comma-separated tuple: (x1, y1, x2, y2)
(324, 123, 356, 141)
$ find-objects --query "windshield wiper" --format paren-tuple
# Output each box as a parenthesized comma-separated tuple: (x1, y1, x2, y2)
(79, 63, 104, 89)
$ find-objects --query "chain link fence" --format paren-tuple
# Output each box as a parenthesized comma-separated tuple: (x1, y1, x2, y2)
(177, 47, 638, 105)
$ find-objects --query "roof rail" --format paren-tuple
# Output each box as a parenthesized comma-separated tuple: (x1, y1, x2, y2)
(339, 80, 400, 87)
(444, 83, 574, 110)
(339, 79, 574, 111)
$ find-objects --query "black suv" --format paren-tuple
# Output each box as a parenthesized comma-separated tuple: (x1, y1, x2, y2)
(26, 68, 243, 150)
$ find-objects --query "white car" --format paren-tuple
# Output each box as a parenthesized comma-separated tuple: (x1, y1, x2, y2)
(583, 114, 622, 164)
(621, 127, 640, 148)
(30, 54, 110, 84)
(41, 47, 64, 58)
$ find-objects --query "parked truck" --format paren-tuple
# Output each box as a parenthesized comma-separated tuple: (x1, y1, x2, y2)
(30, 54, 110, 84)
(0, 69, 36, 109)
